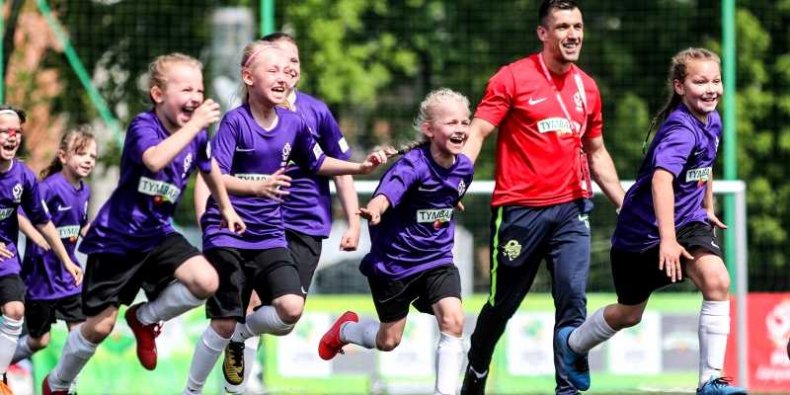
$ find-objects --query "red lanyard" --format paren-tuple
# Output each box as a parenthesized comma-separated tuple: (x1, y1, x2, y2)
(537, 53, 588, 136)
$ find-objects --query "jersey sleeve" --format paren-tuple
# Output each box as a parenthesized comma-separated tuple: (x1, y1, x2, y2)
(374, 157, 420, 208)
(211, 115, 238, 175)
(474, 65, 515, 127)
(125, 117, 162, 166)
(293, 119, 327, 173)
(584, 82, 603, 139)
(652, 125, 695, 178)
(316, 105, 352, 161)
(21, 170, 50, 225)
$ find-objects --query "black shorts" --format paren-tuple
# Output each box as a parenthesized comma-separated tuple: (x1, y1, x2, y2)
(367, 264, 461, 323)
(205, 247, 302, 320)
(286, 230, 323, 295)
(25, 294, 85, 338)
(81, 233, 201, 316)
(0, 274, 25, 305)
(612, 222, 723, 305)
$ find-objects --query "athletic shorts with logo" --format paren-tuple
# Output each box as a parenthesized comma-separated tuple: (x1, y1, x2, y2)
(258, 230, 322, 305)
(367, 264, 461, 323)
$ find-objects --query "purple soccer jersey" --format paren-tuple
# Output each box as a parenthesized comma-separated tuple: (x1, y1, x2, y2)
(282, 91, 352, 238)
(613, 104, 722, 251)
(361, 145, 474, 280)
(80, 110, 211, 255)
(22, 172, 90, 300)
(0, 159, 51, 277)
(201, 105, 326, 250)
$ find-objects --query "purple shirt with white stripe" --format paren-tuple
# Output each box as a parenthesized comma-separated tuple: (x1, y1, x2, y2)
(613, 104, 722, 252)
(80, 110, 212, 255)
(0, 159, 50, 277)
(361, 145, 473, 280)
(22, 172, 90, 300)
(201, 105, 326, 251)
(282, 91, 352, 238)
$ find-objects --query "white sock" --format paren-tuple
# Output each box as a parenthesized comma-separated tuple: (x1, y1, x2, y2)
(340, 320, 379, 349)
(231, 306, 293, 342)
(138, 281, 204, 325)
(698, 300, 730, 387)
(435, 332, 464, 395)
(568, 307, 618, 354)
(11, 334, 33, 364)
(49, 328, 97, 390)
(0, 316, 23, 373)
(225, 335, 260, 394)
(185, 326, 231, 394)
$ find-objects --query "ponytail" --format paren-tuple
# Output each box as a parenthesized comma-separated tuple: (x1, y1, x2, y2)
(41, 126, 96, 179)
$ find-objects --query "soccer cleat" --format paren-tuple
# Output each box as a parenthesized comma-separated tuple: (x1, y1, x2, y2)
(318, 311, 359, 360)
(555, 326, 590, 391)
(696, 377, 748, 395)
(222, 341, 245, 386)
(41, 374, 68, 395)
(460, 366, 488, 395)
(125, 303, 162, 370)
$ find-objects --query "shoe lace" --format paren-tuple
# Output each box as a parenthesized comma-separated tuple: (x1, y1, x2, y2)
(709, 377, 735, 388)
(148, 322, 162, 338)
(229, 342, 245, 368)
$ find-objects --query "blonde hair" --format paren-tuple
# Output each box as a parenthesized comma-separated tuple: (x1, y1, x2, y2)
(147, 53, 203, 103)
(642, 48, 721, 151)
(238, 41, 282, 105)
(395, 88, 471, 154)
(413, 88, 471, 132)
(41, 126, 96, 179)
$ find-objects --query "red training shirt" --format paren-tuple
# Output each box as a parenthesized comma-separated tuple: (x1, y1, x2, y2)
(475, 53, 603, 207)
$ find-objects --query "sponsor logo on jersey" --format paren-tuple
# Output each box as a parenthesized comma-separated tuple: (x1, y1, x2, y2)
(416, 208, 453, 224)
(138, 177, 181, 204)
(537, 117, 577, 136)
(234, 173, 270, 182)
(57, 225, 81, 240)
(686, 166, 712, 187)
(0, 207, 14, 221)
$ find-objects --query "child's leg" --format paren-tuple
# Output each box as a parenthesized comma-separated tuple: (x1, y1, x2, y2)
(685, 251, 731, 387)
(0, 301, 24, 375)
(47, 307, 115, 391)
(184, 318, 235, 394)
(568, 301, 646, 353)
(224, 292, 263, 394)
(432, 297, 464, 395)
(232, 295, 302, 342)
(137, 255, 217, 325)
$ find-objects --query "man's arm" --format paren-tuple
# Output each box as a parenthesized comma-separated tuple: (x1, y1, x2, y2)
(462, 118, 497, 164)
(584, 136, 625, 209)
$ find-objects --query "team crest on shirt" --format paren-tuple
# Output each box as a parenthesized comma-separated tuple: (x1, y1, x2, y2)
(457, 180, 467, 197)
(503, 240, 522, 261)
(11, 183, 23, 202)
(281, 143, 292, 167)
(182, 153, 193, 179)
(573, 92, 584, 112)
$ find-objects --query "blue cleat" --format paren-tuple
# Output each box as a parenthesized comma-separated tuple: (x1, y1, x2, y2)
(696, 377, 748, 394)
(555, 326, 590, 391)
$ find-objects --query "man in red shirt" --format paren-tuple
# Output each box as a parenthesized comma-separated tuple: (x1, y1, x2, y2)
(461, 1, 624, 394)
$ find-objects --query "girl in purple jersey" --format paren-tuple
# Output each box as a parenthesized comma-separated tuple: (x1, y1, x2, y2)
(0, 106, 83, 394)
(209, 32, 364, 393)
(184, 42, 387, 394)
(318, 89, 474, 395)
(12, 128, 96, 379)
(558, 48, 747, 394)
(42, 54, 245, 395)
